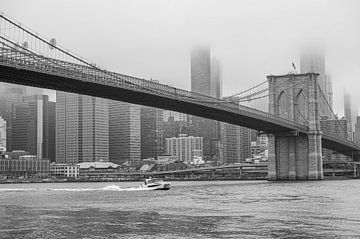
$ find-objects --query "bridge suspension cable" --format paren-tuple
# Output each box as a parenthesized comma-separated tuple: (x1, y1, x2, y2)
(229, 80, 267, 97)
(317, 84, 355, 143)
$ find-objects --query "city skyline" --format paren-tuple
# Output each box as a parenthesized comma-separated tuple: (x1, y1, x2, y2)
(0, 2, 360, 238)
(1, 0, 359, 116)
(0, 3, 358, 173)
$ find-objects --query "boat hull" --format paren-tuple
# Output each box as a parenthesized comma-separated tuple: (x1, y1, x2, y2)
(153, 183, 171, 190)
(145, 182, 171, 190)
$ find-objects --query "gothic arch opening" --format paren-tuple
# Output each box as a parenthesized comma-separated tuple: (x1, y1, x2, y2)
(276, 90, 291, 120)
(294, 89, 309, 124)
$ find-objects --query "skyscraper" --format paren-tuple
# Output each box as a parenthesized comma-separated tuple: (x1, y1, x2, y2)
(163, 111, 190, 145)
(141, 106, 164, 159)
(300, 45, 333, 117)
(48, 101, 56, 162)
(109, 100, 140, 165)
(191, 46, 211, 95)
(11, 95, 54, 160)
(343, 92, 357, 137)
(354, 116, 360, 145)
(165, 135, 203, 163)
(190, 45, 221, 159)
(344, 93, 352, 134)
(163, 111, 187, 122)
(0, 83, 26, 151)
(211, 57, 222, 99)
(26, 86, 43, 96)
(56, 92, 109, 164)
(220, 123, 251, 164)
(0, 116, 6, 150)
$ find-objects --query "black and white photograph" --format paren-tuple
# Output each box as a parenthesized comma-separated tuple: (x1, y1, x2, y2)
(0, 0, 360, 238)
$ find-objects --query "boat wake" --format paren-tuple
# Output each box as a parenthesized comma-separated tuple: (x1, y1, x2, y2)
(0, 185, 152, 192)
(102, 185, 151, 191)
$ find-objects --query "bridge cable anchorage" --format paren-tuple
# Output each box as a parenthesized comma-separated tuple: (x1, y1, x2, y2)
(317, 84, 356, 144)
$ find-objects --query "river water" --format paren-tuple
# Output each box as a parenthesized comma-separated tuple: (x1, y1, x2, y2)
(0, 180, 359, 238)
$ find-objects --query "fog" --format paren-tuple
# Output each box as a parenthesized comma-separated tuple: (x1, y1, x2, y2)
(1, 0, 360, 115)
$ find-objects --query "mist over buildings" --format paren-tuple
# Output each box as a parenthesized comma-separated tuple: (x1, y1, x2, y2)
(1, 0, 360, 115)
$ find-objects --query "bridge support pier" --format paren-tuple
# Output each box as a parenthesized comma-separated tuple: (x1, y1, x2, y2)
(267, 131, 323, 180)
(267, 73, 324, 181)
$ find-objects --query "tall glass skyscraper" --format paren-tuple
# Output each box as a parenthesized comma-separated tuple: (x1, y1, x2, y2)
(11, 95, 54, 160)
(141, 106, 164, 159)
(56, 92, 109, 164)
(0, 83, 27, 151)
(109, 100, 140, 165)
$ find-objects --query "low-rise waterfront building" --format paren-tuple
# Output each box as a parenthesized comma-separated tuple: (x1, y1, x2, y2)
(50, 163, 80, 178)
(156, 155, 178, 164)
(5, 150, 29, 159)
(0, 155, 50, 178)
(77, 161, 121, 178)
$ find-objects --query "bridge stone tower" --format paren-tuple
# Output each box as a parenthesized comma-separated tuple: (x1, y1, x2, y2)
(267, 73, 323, 180)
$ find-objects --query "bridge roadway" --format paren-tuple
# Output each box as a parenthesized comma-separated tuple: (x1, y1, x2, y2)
(0, 48, 359, 156)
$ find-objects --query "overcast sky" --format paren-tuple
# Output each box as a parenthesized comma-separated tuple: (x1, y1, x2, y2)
(1, 0, 360, 116)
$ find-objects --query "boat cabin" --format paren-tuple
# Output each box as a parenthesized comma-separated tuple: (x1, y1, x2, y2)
(144, 178, 163, 185)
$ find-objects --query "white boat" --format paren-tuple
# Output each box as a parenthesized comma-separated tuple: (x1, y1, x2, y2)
(142, 178, 171, 190)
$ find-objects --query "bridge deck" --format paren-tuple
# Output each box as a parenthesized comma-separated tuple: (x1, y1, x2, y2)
(0, 47, 359, 156)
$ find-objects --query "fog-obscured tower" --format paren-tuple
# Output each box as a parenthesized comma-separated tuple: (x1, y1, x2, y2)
(190, 46, 221, 160)
(211, 58, 222, 99)
(344, 92, 357, 137)
(191, 46, 211, 95)
(300, 45, 333, 117)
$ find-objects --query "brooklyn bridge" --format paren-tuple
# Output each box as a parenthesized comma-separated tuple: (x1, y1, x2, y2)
(0, 14, 359, 180)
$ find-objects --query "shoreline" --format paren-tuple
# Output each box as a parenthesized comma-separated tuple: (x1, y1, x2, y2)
(0, 175, 357, 184)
